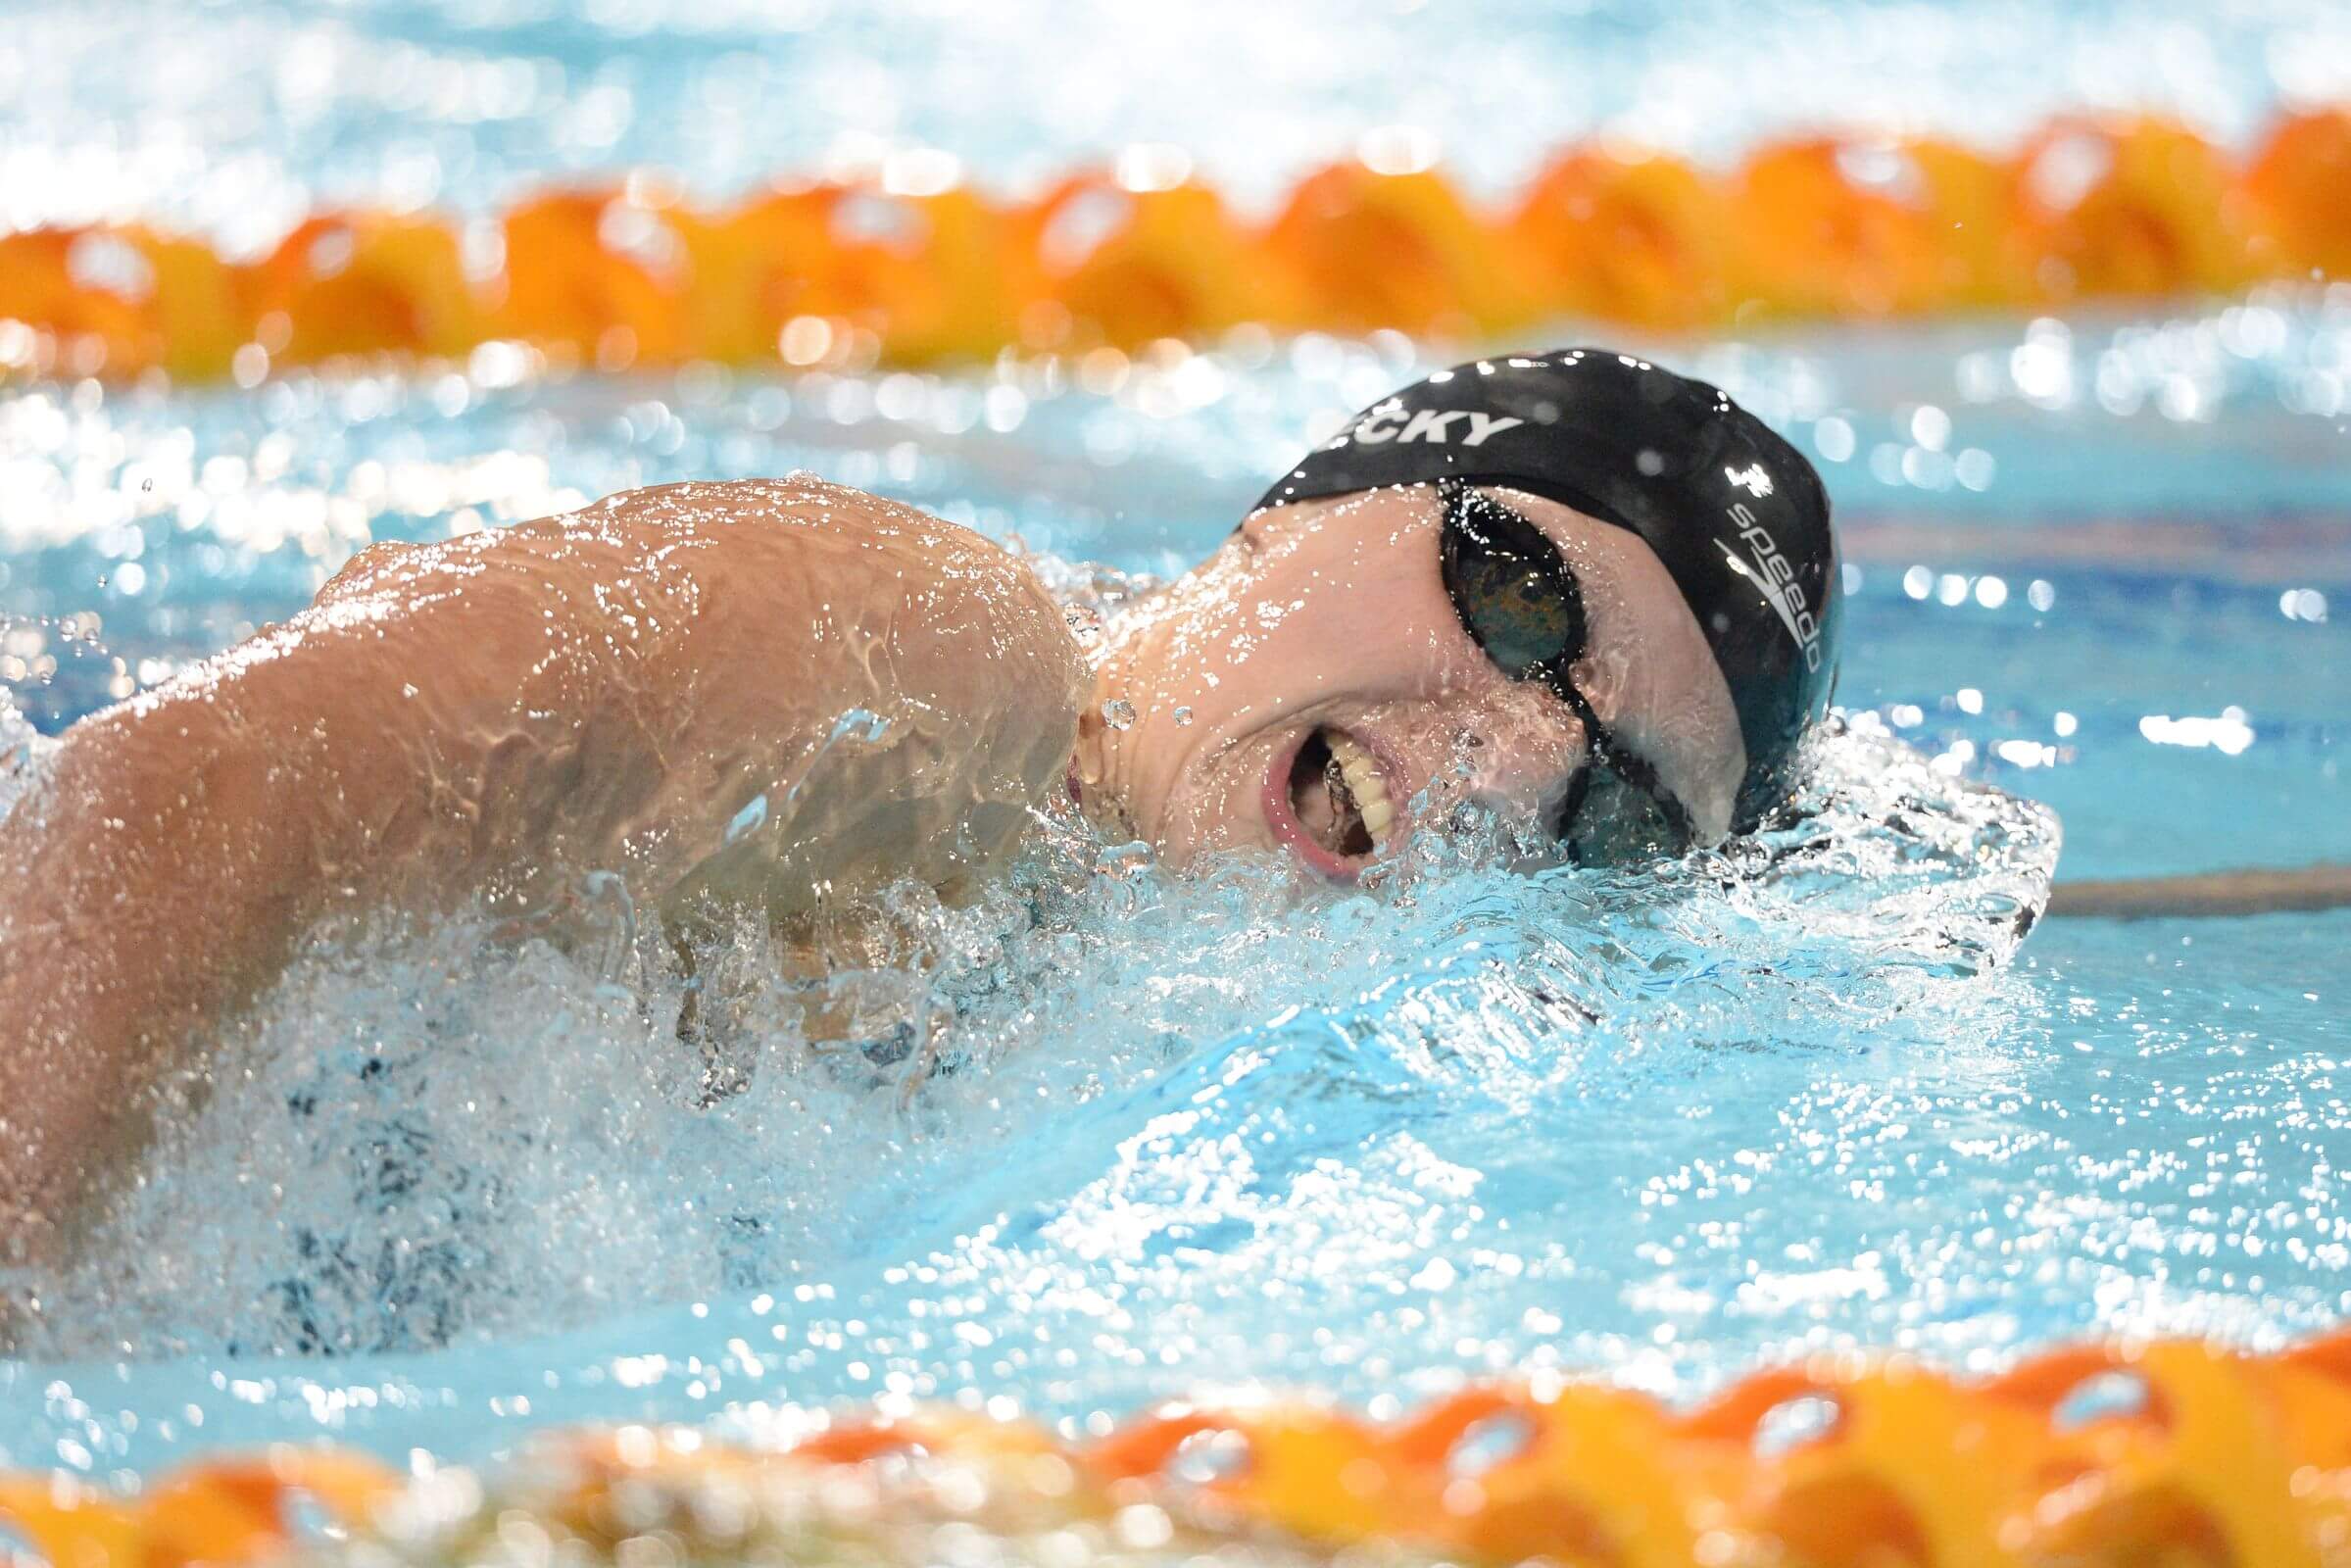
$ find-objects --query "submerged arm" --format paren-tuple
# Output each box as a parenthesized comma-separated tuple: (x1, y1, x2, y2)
(0, 630, 358, 1259)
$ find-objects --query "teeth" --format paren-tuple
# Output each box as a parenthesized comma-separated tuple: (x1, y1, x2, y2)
(1326, 734, 1394, 843)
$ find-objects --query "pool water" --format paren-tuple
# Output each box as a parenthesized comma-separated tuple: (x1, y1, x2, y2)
(2, 0, 2348, 1489)
(3, 307, 2344, 1475)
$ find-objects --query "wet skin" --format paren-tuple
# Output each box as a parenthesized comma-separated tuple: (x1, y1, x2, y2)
(0, 477, 1086, 1264)
(0, 474, 1739, 1266)
(1079, 482, 1745, 878)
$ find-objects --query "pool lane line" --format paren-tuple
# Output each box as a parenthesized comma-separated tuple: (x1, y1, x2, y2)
(2046, 861, 2351, 918)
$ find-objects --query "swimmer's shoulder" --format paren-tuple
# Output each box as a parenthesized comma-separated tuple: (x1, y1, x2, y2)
(332, 475, 1029, 577)
(537, 476, 1030, 573)
(609, 475, 1066, 602)
(569, 475, 1082, 668)
(315, 477, 1078, 674)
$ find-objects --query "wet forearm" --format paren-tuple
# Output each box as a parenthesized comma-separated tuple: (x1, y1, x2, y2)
(0, 689, 319, 1256)
(0, 479, 1089, 1259)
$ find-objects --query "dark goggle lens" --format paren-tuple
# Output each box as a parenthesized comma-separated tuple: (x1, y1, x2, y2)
(1438, 481, 1587, 679)
(1438, 479, 1699, 863)
(1555, 756, 1690, 866)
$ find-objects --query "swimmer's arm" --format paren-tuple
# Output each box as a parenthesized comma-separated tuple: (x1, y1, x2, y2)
(0, 660, 339, 1261)
(0, 480, 1088, 1259)
(0, 536, 628, 1220)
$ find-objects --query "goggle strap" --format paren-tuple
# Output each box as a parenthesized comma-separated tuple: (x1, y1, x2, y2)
(1438, 478, 1696, 854)
(1549, 678, 1697, 853)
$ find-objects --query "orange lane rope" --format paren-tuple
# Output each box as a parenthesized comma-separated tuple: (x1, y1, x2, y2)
(1, 109, 2347, 385)
(5, 1326, 2351, 1566)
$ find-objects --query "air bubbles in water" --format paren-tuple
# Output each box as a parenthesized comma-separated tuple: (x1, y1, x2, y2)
(1092, 840, 1153, 879)
(1100, 699, 1136, 730)
(10, 687, 2060, 1363)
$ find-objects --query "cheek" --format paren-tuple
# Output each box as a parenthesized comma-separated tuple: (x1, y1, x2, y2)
(1252, 532, 1427, 628)
(1153, 738, 1278, 864)
(1264, 573, 1480, 702)
(1401, 680, 1580, 769)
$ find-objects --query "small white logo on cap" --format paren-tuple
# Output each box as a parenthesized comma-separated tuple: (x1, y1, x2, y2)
(1722, 501, 1824, 672)
(1323, 404, 1525, 450)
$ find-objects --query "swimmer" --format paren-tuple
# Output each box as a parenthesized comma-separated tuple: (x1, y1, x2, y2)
(0, 349, 1837, 1264)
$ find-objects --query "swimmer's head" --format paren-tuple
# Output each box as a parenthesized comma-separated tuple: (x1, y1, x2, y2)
(1084, 348, 1840, 877)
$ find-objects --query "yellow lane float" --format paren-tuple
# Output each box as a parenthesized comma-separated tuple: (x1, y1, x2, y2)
(1506, 146, 1733, 331)
(2242, 107, 2351, 283)
(246, 213, 486, 367)
(6, 1327, 2351, 1567)
(1258, 159, 1538, 340)
(0, 109, 2345, 381)
(1018, 172, 1269, 350)
(495, 186, 691, 371)
(2011, 115, 2257, 303)
(1727, 136, 2021, 318)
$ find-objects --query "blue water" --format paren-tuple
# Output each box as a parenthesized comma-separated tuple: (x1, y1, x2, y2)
(9, 0, 2351, 243)
(3, 0, 2349, 1489)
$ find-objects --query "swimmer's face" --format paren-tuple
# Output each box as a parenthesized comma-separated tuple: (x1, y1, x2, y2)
(1092, 483, 1747, 878)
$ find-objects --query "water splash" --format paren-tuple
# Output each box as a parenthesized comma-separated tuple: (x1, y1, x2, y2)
(4, 713, 2055, 1362)
(0, 692, 53, 823)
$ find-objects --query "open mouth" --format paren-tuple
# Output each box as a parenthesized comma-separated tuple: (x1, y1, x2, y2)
(1266, 724, 1397, 877)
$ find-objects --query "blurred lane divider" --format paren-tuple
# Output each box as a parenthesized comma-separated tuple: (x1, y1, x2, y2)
(2, 108, 2347, 382)
(5, 1327, 2351, 1567)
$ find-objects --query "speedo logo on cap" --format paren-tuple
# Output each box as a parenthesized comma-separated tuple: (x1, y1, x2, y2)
(1723, 500, 1825, 672)
(1320, 398, 1526, 451)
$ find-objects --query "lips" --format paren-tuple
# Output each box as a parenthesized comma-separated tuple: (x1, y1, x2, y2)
(1263, 723, 1403, 880)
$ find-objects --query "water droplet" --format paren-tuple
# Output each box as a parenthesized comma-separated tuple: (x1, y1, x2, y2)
(1166, 1427, 1249, 1486)
(725, 792, 770, 844)
(1447, 1411, 1535, 1477)
(1171, 706, 1193, 726)
(1093, 840, 1153, 878)
(1101, 699, 1136, 730)
(1753, 1394, 1841, 1457)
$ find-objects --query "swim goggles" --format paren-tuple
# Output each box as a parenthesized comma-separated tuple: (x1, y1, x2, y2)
(1436, 477, 1697, 864)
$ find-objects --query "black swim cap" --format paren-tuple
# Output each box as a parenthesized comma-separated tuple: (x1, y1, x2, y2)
(1256, 348, 1840, 830)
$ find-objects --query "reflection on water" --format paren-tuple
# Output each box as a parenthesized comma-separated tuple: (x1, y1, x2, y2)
(6, 0, 2351, 244)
